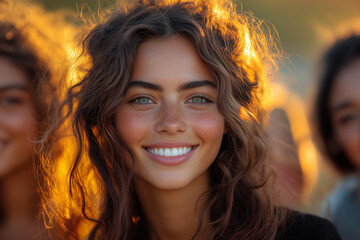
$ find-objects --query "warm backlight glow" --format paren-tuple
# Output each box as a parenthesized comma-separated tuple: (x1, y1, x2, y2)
(264, 82, 318, 203)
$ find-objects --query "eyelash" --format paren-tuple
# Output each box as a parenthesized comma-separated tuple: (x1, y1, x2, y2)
(129, 95, 155, 104)
(186, 95, 212, 104)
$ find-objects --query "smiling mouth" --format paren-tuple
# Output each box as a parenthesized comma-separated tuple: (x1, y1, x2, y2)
(145, 146, 194, 157)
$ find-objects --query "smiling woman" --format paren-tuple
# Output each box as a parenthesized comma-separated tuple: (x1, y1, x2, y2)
(47, 0, 341, 239)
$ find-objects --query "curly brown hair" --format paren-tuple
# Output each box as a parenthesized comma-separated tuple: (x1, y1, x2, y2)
(48, 0, 286, 239)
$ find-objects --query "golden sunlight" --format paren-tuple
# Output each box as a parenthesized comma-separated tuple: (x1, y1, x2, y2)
(264, 82, 318, 203)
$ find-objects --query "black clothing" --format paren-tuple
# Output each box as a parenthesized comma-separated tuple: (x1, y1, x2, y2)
(277, 212, 342, 240)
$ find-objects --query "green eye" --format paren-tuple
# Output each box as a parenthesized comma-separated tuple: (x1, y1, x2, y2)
(133, 97, 154, 104)
(188, 97, 208, 104)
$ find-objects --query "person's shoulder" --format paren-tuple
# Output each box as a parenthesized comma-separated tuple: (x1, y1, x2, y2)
(276, 211, 342, 240)
(329, 176, 358, 203)
(322, 175, 359, 219)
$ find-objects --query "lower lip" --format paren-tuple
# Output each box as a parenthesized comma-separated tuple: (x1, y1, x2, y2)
(144, 146, 197, 166)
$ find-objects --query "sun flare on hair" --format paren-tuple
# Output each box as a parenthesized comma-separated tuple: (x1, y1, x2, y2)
(212, 1, 232, 21)
(243, 28, 256, 59)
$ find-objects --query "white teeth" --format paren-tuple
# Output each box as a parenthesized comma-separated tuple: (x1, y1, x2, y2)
(146, 147, 192, 157)
(164, 148, 171, 157)
(171, 148, 178, 156)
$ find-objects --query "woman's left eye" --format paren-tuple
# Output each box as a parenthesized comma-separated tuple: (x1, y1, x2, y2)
(187, 96, 211, 104)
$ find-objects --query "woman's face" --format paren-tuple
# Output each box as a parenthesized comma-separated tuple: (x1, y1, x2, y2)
(0, 57, 37, 178)
(329, 58, 360, 170)
(115, 35, 226, 190)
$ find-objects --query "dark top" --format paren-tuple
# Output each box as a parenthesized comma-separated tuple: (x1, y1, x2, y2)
(277, 212, 342, 240)
(133, 210, 341, 239)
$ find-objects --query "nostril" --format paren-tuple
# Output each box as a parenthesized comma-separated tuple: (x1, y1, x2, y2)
(155, 118, 186, 134)
(154, 104, 186, 134)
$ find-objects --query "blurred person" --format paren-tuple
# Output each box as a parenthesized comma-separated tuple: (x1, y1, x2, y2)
(313, 34, 360, 240)
(0, 0, 78, 239)
(42, 0, 342, 239)
(0, 20, 55, 240)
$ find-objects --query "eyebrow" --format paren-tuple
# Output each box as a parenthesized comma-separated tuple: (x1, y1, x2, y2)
(128, 80, 216, 92)
(0, 84, 29, 92)
(178, 80, 216, 91)
(129, 81, 163, 91)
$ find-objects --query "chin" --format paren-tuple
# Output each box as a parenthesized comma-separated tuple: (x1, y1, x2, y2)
(153, 174, 193, 191)
(154, 180, 192, 191)
(135, 171, 194, 191)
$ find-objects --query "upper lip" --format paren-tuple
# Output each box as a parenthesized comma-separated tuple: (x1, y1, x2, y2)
(144, 142, 197, 148)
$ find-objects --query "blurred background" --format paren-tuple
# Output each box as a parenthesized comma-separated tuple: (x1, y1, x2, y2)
(26, 0, 360, 213)
(35, 0, 360, 95)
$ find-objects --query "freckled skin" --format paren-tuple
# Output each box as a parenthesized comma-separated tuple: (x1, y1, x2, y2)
(115, 35, 225, 190)
(0, 57, 37, 178)
(329, 58, 360, 170)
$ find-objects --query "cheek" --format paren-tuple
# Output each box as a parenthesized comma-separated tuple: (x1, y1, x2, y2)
(115, 108, 154, 147)
(0, 108, 37, 138)
(0, 107, 37, 177)
(338, 126, 360, 159)
(187, 110, 225, 143)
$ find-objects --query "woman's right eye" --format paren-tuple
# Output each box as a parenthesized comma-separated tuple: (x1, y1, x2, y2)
(130, 96, 155, 104)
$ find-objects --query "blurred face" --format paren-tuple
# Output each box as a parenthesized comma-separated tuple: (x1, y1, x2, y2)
(329, 58, 360, 170)
(115, 35, 225, 190)
(0, 57, 37, 178)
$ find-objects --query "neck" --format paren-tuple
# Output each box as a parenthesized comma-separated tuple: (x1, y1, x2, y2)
(134, 171, 211, 240)
(0, 161, 39, 225)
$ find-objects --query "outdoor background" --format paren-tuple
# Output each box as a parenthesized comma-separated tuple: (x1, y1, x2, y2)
(35, 0, 360, 95)
(28, 0, 360, 213)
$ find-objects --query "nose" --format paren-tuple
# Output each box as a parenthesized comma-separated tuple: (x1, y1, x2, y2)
(155, 102, 186, 135)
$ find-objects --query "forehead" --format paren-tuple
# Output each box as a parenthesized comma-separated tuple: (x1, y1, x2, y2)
(131, 34, 214, 84)
(0, 56, 29, 87)
(329, 58, 360, 108)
